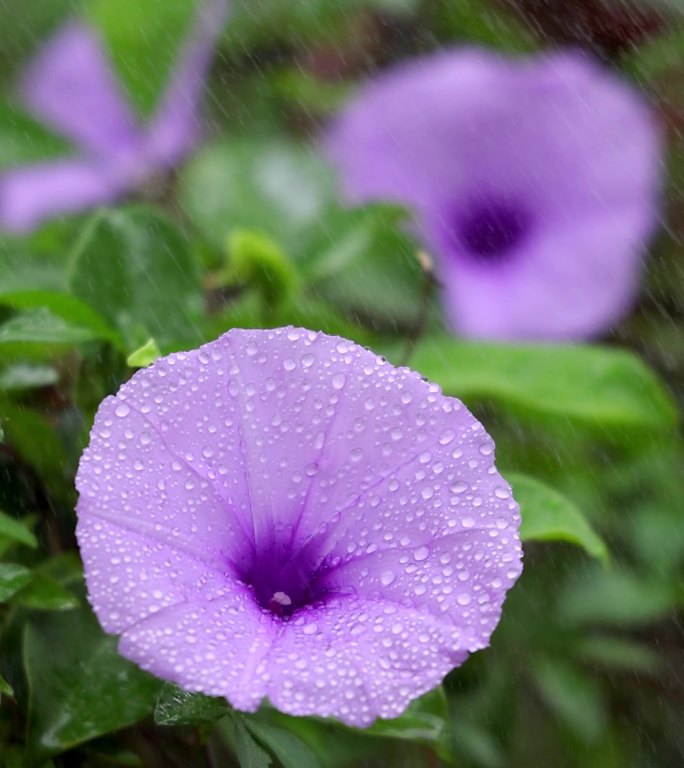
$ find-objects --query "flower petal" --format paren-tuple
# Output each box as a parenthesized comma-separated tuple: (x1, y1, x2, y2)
(441, 202, 655, 339)
(119, 582, 273, 713)
(0, 158, 123, 233)
(266, 596, 468, 727)
(108, 343, 257, 552)
(326, 49, 661, 340)
(76, 394, 252, 571)
(144, 0, 230, 168)
(20, 21, 140, 156)
(77, 328, 522, 725)
(319, 530, 519, 653)
(77, 515, 237, 634)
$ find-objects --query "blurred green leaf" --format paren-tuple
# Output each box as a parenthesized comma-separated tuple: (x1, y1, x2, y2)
(576, 635, 663, 675)
(244, 719, 322, 768)
(531, 659, 607, 745)
(0, 238, 67, 295)
(0, 363, 58, 390)
(181, 139, 336, 251)
(0, 562, 32, 602)
(154, 683, 229, 726)
(68, 208, 203, 350)
(0, 309, 100, 346)
(126, 338, 161, 368)
(87, 0, 197, 116)
(0, 104, 70, 169)
(225, 0, 419, 50)
(227, 716, 272, 768)
(559, 567, 679, 627)
(0, 291, 124, 348)
(0, 400, 69, 494)
(13, 572, 79, 611)
(301, 204, 424, 329)
(224, 229, 299, 310)
(0, 510, 37, 549)
(621, 20, 684, 82)
(0, 670, 13, 697)
(509, 473, 609, 564)
(362, 686, 448, 747)
(270, 70, 351, 115)
(24, 605, 162, 764)
(182, 140, 425, 328)
(408, 340, 678, 431)
(429, 0, 537, 51)
(449, 718, 505, 768)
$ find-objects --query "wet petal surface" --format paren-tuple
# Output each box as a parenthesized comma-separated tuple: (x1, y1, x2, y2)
(77, 327, 522, 725)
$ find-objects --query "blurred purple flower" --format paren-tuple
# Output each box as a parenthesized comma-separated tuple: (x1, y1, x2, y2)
(0, 0, 228, 233)
(76, 327, 522, 726)
(326, 50, 662, 340)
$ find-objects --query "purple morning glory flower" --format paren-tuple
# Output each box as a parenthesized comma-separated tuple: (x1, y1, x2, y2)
(76, 327, 522, 726)
(325, 50, 662, 340)
(0, 0, 229, 233)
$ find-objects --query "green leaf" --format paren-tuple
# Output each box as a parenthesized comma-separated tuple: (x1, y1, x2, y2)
(0, 510, 38, 549)
(362, 686, 447, 745)
(0, 400, 70, 495)
(407, 340, 677, 431)
(576, 635, 663, 674)
(0, 364, 59, 391)
(223, 229, 298, 309)
(127, 338, 162, 368)
(13, 573, 80, 611)
(24, 605, 162, 764)
(509, 473, 609, 564)
(0, 309, 100, 346)
(0, 563, 32, 602)
(68, 208, 203, 350)
(559, 567, 679, 627)
(154, 683, 229, 726)
(622, 22, 684, 83)
(429, 0, 537, 52)
(531, 659, 607, 745)
(244, 719, 321, 768)
(0, 237, 68, 295)
(0, 103, 70, 170)
(0, 670, 13, 698)
(301, 204, 425, 329)
(182, 140, 425, 328)
(87, 0, 197, 117)
(228, 717, 272, 768)
(0, 291, 123, 348)
(180, 139, 336, 251)
(225, 0, 419, 50)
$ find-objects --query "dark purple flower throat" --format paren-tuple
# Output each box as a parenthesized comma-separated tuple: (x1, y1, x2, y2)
(455, 197, 531, 261)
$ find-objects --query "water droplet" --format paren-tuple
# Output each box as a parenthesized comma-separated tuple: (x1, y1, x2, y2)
(439, 429, 456, 445)
(413, 546, 430, 562)
(380, 570, 396, 586)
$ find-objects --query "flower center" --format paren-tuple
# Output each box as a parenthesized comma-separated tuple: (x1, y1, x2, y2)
(455, 198, 530, 261)
(237, 541, 328, 619)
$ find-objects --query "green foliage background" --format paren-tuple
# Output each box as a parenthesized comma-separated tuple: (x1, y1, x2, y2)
(1, 0, 683, 766)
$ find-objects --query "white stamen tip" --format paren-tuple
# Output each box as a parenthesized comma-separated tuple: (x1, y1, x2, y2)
(271, 591, 292, 606)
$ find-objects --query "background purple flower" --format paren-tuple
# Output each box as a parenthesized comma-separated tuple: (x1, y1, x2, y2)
(76, 327, 522, 726)
(325, 50, 662, 341)
(0, 0, 228, 234)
